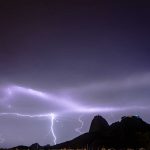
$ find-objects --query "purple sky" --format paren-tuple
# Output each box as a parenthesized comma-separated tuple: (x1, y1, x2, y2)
(0, 0, 150, 148)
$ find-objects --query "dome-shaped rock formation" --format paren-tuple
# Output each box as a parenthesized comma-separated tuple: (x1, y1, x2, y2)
(89, 115, 109, 132)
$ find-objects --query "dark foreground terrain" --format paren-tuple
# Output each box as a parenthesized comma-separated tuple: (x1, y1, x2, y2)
(1, 115, 150, 150)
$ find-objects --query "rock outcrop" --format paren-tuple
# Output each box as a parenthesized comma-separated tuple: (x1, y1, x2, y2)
(89, 115, 109, 132)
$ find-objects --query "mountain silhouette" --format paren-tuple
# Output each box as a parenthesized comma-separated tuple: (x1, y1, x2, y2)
(4, 115, 150, 150)
(51, 115, 150, 149)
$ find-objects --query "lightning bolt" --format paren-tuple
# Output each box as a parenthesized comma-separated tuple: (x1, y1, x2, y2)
(49, 113, 56, 145)
(0, 84, 149, 146)
(0, 112, 57, 145)
(75, 115, 84, 134)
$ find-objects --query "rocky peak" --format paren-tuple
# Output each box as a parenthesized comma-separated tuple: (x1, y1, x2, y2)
(89, 115, 109, 132)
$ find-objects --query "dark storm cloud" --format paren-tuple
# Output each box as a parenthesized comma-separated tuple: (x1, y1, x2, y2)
(0, 0, 150, 86)
(0, 0, 150, 148)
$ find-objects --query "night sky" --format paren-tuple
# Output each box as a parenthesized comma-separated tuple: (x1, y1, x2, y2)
(0, 0, 150, 148)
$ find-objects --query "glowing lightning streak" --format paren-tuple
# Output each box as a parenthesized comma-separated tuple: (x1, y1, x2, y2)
(2, 85, 149, 114)
(3, 85, 82, 111)
(75, 115, 84, 134)
(0, 112, 57, 145)
(0, 84, 149, 145)
(49, 113, 56, 145)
